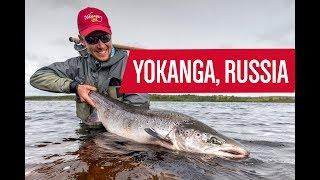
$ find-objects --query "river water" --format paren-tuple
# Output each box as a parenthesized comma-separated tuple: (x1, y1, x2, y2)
(25, 101, 295, 179)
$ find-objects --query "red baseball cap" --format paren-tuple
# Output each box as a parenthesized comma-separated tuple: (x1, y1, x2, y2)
(77, 7, 112, 37)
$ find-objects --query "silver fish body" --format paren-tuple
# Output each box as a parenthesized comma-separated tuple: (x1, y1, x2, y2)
(89, 92, 250, 160)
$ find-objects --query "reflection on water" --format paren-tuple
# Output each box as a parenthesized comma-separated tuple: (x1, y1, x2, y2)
(25, 101, 295, 180)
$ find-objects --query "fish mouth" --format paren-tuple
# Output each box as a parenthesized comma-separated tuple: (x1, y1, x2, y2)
(219, 146, 249, 160)
(212, 145, 250, 160)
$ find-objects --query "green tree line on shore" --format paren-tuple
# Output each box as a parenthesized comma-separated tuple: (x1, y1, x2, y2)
(25, 94, 294, 103)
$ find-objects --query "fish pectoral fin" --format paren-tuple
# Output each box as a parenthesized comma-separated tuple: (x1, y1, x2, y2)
(144, 128, 173, 145)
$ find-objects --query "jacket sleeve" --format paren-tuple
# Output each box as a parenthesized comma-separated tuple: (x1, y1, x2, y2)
(29, 57, 80, 93)
(123, 93, 150, 108)
(118, 50, 150, 108)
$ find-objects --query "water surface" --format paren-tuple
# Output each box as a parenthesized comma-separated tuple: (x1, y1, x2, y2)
(25, 101, 294, 179)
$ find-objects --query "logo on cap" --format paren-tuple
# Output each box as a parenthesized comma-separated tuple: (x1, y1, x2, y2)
(77, 7, 112, 36)
(84, 12, 102, 22)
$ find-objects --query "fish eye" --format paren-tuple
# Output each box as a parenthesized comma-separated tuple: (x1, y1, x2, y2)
(207, 137, 222, 145)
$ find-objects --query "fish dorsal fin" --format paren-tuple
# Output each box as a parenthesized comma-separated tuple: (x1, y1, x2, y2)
(144, 128, 173, 145)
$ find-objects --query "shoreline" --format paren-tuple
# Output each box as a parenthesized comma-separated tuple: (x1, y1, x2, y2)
(25, 95, 295, 103)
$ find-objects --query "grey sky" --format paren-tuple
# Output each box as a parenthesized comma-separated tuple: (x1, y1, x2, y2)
(25, 0, 295, 96)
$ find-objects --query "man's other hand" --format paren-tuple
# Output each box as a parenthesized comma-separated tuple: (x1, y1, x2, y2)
(77, 84, 97, 107)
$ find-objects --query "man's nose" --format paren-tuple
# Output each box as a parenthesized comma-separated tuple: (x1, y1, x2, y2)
(96, 40, 106, 47)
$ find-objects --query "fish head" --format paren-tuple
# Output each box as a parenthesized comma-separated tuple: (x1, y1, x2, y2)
(174, 122, 250, 160)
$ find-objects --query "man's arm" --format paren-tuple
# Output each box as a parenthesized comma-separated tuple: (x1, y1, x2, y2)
(123, 93, 150, 108)
(29, 57, 79, 93)
(118, 50, 150, 108)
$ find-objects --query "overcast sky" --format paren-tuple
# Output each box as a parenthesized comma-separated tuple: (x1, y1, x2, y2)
(25, 0, 295, 96)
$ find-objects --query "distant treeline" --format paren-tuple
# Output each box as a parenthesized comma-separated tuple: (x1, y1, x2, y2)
(150, 94, 294, 103)
(25, 96, 76, 101)
(25, 95, 294, 103)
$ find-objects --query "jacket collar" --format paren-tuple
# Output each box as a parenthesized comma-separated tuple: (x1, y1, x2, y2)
(88, 48, 126, 71)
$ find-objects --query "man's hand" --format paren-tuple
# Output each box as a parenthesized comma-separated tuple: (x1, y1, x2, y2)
(77, 84, 97, 107)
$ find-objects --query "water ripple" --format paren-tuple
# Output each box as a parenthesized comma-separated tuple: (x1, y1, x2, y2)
(25, 101, 295, 179)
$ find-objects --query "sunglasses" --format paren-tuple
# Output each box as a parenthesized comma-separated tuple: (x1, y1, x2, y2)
(85, 34, 111, 45)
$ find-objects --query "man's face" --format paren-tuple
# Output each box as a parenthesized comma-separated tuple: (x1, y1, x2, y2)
(82, 30, 112, 61)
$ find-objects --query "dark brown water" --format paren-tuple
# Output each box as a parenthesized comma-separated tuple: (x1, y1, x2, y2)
(25, 101, 295, 179)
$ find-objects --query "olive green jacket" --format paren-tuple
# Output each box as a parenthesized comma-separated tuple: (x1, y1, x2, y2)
(30, 48, 150, 122)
